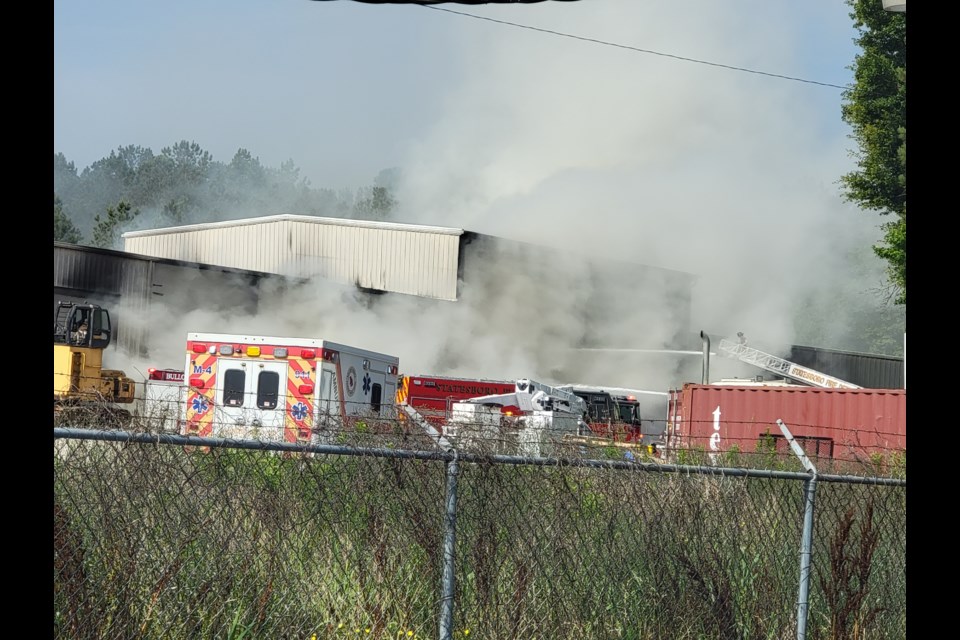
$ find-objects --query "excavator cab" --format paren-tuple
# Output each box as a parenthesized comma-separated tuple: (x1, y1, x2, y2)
(53, 302, 113, 350)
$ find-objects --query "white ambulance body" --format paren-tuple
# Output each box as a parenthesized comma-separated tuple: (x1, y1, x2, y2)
(182, 333, 399, 444)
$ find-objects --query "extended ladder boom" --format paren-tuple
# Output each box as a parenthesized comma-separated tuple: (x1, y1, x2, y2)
(717, 339, 862, 389)
(515, 379, 587, 415)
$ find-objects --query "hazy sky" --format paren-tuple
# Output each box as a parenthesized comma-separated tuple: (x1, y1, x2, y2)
(59, 1, 901, 392)
(55, 1, 857, 191)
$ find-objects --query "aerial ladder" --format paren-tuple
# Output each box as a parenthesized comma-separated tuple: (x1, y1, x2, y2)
(717, 336, 862, 389)
(514, 378, 587, 416)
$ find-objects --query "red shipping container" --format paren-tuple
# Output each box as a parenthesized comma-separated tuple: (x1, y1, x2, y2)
(666, 384, 906, 461)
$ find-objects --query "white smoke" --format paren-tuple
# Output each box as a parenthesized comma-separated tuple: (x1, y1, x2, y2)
(90, 1, 902, 404)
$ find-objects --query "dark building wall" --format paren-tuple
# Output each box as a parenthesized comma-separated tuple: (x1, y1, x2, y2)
(458, 234, 695, 350)
(55, 242, 278, 358)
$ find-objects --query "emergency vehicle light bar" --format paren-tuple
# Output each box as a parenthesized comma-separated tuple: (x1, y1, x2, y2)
(148, 368, 185, 382)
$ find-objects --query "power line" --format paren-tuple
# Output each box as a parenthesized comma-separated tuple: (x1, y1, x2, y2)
(422, 5, 847, 90)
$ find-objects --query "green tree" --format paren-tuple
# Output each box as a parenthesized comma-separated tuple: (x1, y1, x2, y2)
(71, 146, 149, 237)
(54, 153, 80, 200)
(54, 194, 82, 243)
(162, 140, 212, 181)
(353, 186, 397, 220)
(841, 1, 906, 304)
(228, 148, 268, 187)
(91, 201, 139, 249)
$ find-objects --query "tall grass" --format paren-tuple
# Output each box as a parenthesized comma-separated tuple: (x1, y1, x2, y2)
(54, 432, 905, 639)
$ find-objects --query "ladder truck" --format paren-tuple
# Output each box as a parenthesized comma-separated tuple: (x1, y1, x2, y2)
(439, 378, 589, 456)
(717, 337, 862, 389)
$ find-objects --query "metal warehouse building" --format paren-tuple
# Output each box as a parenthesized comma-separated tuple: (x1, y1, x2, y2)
(120, 214, 699, 349)
(54, 215, 699, 363)
(55, 213, 904, 390)
(122, 215, 466, 301)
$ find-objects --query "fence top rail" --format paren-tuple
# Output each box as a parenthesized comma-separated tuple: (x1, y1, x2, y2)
(53, 428, 905, 487)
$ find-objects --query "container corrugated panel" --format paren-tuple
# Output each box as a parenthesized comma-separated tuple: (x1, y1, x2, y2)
(123, 215, 464, 301)
(668, 384, 905, 461)
(788, 345, 904, 389)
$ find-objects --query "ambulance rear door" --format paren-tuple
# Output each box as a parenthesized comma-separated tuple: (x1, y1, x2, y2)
(215, 358, 288, 441)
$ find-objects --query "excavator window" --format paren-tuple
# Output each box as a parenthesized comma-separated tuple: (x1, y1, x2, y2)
(67, 308, 92, 346)
(90, 308, 111, 347)
(55, 303, 113, 349)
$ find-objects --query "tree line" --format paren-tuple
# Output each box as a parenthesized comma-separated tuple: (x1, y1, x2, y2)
(841, 0, 906, 306)
(54, 141, 399, 250)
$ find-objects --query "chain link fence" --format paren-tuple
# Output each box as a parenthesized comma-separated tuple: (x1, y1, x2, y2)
(54, 426, 905, 640)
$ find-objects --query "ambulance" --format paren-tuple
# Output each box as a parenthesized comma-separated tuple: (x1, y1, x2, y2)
(182, 333, 399, 444)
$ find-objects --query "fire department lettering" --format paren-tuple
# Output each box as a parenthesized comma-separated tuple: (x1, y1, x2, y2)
(436, 382, 503, 396)
(294, 369, 311, 379)
(193, 365, 213, 374)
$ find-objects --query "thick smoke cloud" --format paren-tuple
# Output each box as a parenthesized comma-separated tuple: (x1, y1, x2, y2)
(389, 2, 901, 367)
(96, 1, 901, 405)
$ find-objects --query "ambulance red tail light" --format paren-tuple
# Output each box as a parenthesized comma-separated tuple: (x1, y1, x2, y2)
(298, 384, 315, 395)
(192, 343, 207, 354)
(189, 375, 206, 389)
(301, 348, 317, 360)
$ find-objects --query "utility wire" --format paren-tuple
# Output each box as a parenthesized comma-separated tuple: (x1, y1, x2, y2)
(423, 5, 847, 90)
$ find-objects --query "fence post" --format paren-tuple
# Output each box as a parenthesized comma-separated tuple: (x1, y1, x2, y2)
(438, 453, 460, 640)
(777, 419, 818, 640)
(797, 474, 817, 640)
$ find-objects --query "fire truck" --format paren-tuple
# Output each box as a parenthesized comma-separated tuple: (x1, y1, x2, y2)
(557, 385, 645, 442)
(179, 333, 399, 444)
(443, 378, 588, 456)
(394, 374, 660, 456)
(142, 368, 186, 433)
(395, 374, 516, 429)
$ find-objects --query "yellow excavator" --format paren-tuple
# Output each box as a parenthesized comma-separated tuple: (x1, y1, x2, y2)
(53, 302, 136, 426)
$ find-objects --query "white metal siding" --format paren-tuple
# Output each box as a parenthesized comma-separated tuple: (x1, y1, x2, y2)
(123, 215, 463, 301)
